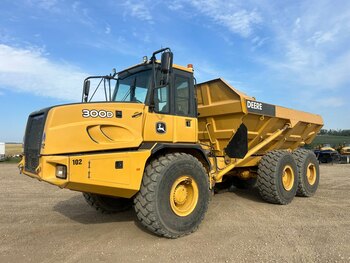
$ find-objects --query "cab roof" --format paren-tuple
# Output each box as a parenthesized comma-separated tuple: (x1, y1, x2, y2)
(117, 61, 193, 78)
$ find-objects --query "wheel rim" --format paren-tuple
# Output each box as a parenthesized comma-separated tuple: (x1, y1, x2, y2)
(307, 163, 317, 185)
(170, 176, 199, 217)
(282, 165, 294, 191)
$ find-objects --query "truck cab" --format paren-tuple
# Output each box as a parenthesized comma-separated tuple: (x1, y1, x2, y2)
(20, 48, 207, 198)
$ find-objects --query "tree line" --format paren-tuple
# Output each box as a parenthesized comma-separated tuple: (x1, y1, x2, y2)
(319, 129, 350, 136)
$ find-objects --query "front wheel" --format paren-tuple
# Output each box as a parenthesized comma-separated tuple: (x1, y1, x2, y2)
(134, 153, 210, 238)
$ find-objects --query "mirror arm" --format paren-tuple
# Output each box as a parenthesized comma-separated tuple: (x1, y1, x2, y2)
(149, 57, 157, 112)
(151, 47, 171, 59)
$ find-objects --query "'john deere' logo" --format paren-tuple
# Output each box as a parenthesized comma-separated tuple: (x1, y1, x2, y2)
(156, 122, 166, 134)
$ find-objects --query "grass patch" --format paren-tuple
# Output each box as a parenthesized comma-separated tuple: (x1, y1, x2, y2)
(5, 143, 23, 156)
(0, 144, 22, 163)
(308, 135, 350, 148)
(1, 156, 22, 163)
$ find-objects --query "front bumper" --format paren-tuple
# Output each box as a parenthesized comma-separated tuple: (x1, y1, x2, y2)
(19, 150, 151, 198)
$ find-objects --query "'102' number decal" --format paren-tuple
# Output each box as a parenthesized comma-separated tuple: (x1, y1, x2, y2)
(72, 159, 82, 165)
(82, 109, 114, 118)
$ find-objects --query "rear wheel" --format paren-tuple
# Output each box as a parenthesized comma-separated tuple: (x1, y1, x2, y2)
(293, 149, 320, 197)
(134, 153, 210, 238)
(83, 193, 132, 214)
(257, 150, 298, 204)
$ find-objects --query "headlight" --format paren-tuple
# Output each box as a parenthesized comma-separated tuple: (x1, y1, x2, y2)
(56, 165, 67, 179)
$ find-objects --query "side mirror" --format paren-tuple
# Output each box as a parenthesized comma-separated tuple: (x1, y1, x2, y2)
(83, 80, 90, 102)
(161, 51, 173, 74)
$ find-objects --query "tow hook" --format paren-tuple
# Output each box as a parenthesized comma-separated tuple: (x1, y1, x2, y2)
(18, 164, 23, 174)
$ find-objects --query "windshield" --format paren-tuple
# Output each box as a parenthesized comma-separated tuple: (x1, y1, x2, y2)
(113, 70, 152, 103)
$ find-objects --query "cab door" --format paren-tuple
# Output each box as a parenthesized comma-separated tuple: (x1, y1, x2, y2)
(172, 73, 197, 143)
(143, 85, 174, 142)
(143, 69, 197, 143)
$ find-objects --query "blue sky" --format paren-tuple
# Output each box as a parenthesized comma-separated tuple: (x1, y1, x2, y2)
(0, 0, 349, 142)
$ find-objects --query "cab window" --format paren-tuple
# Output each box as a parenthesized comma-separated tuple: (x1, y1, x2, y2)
(174, 75, 190, 115)
(113, 70, 151, 103)
(154, 86, 169, 113)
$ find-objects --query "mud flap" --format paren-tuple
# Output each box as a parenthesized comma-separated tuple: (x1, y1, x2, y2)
(224, 123, 248, 158)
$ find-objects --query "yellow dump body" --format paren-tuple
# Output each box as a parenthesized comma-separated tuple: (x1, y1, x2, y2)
(196, 79, 323, 170)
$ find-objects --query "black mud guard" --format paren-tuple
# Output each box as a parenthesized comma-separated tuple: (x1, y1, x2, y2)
(139, 142, 211, 170)
(224, 123, 248, 159)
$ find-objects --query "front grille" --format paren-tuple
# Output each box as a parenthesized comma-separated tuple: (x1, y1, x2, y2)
(24, 111, 47, 174)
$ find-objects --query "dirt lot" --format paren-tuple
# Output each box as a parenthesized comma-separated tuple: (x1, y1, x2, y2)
(0, 163, 349, 263)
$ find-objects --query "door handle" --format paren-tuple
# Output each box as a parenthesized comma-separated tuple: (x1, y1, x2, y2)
(132, 112, 142, 118)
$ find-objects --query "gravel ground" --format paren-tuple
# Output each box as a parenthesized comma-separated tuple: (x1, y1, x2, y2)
(0, 163, 349, 263)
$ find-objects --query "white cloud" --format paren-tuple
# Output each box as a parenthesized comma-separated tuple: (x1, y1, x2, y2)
(27, 0, 60, 12)
(307, 30, 336, 47)
(257, 0, 350, 91)
(36, 0, 58, 10)
(122, 1, 153, 22)
(189, 0, 262, 37)
(72, 1, 80, 12)
(313, 97, 345, 108)
(105, 25, 111, 34)
(168, 1, 183, 11)
(251, 36, 269, 50)
(0, 44, 88, 101)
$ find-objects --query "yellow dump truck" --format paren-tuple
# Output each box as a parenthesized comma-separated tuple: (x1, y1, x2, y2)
(320, 143, 336, 152)
(19, 48, 323, 238)
(340, 144, 350, 155)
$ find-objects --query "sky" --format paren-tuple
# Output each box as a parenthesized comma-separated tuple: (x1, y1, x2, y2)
(0, 0, 349, 142)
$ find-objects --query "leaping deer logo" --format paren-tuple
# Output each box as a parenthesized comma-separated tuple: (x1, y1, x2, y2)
(156, 122, 166, 134)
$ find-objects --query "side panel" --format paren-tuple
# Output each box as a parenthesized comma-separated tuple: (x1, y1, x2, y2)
(196, 79, 247, 155)
(173, 116, 197, 143)
(143, 111, 174, 142)
(68, 150, 150, 198)
(42, 103, 145, 155)
(143, 112, 197, 143)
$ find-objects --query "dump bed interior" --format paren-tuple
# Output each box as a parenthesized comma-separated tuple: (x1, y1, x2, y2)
(196, 79, 323, 159)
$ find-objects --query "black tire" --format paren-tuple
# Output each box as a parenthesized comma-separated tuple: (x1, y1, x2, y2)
(320, 157, 327, 163)
(83, 193, 132, 214)
(257, 150, 298, 205)
(134, 153, 210, 238)
(231, 177, 257, 189)
(293, 149, 320, 197)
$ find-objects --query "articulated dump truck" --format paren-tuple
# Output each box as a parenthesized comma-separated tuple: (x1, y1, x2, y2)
(19, 48, 323, 238)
